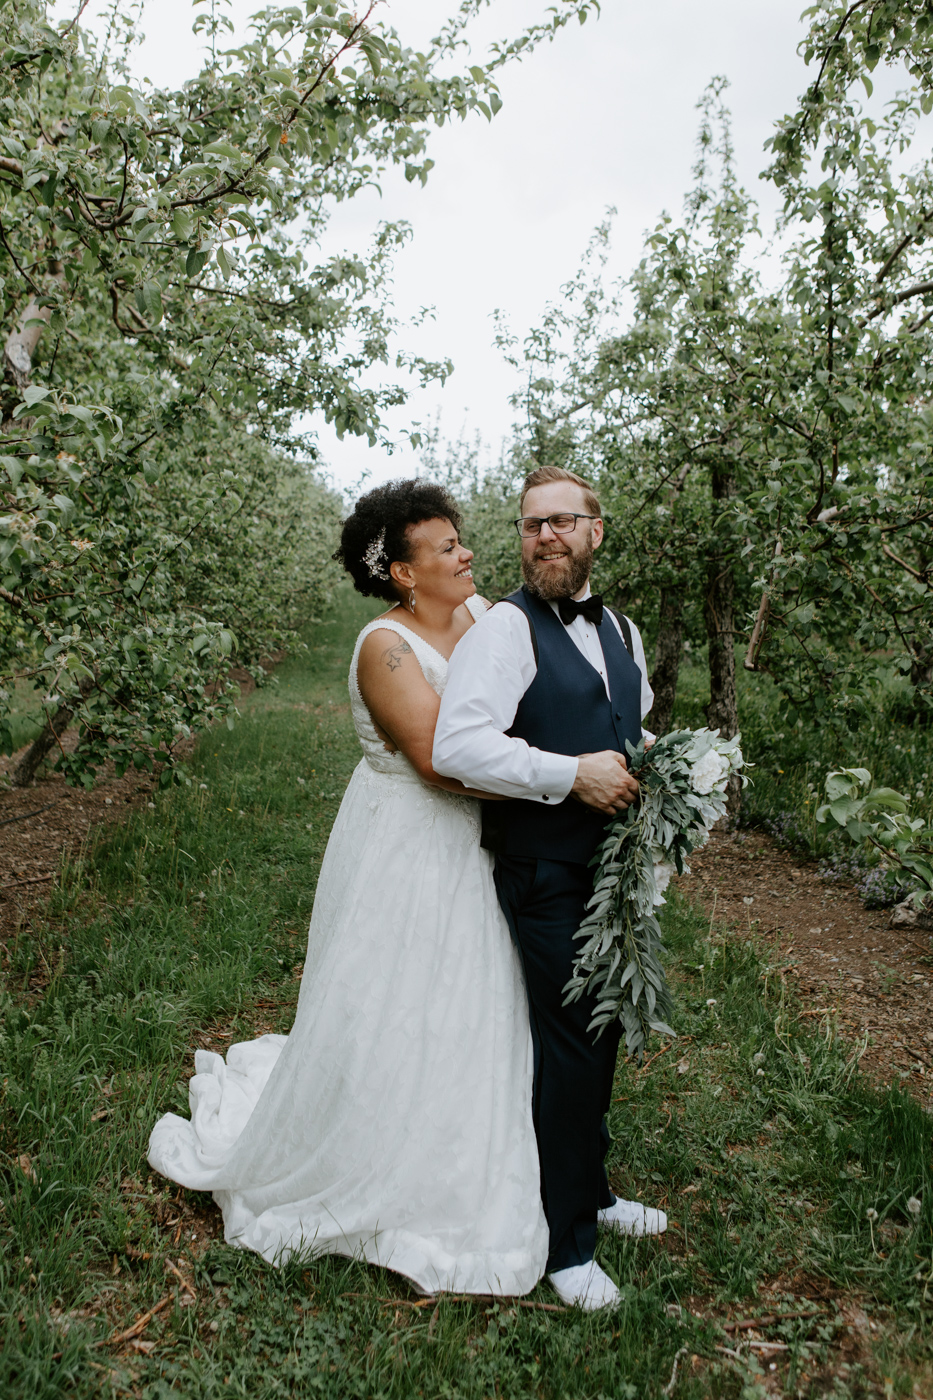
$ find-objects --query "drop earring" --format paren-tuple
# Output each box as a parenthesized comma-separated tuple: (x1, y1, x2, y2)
(408, 586, 416, 614)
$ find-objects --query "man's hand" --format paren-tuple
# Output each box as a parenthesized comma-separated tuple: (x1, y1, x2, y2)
(571, 751, 639, 815)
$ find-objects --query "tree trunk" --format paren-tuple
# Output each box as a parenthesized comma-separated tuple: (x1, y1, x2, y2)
(705, 468, 740, 809)
(12, 676, 94, 787)
(644, 586, 684, 737)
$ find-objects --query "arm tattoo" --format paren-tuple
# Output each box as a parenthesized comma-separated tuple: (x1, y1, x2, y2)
(382, 639, 412, 672)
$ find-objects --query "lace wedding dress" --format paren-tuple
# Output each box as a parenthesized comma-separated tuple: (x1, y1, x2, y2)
(148, 594, 548, 1295)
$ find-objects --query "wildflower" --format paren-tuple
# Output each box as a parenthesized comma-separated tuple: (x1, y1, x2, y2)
(752, 1052, 765, 1064)
(907, 1196, 922, 1218)
(866, 1207, 878, 1221)
(706, 998, 717, 1007)
(199, 782, 208, 790)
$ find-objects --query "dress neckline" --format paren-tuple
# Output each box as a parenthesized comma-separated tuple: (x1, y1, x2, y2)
(368, 598, 480, 666)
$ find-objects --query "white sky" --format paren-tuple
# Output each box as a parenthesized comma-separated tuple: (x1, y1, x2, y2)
(53, 1, 909, 495)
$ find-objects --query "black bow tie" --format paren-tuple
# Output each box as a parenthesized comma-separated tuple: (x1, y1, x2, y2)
(557, 594, 603, 627)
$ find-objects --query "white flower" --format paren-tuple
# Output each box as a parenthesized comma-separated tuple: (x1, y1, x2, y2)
(653, 860, 677, 895)
(690, 748, 729, 795)
(907, 1196, 921, 1218)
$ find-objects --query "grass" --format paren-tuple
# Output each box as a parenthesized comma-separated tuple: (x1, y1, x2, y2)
(0, 587, 931, 1399)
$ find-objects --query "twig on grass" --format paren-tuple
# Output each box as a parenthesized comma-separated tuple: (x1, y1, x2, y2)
(662, 1345, 689, 1396)
(164, 1258, 196, 1298)
(722, 1308, 824, 1333)
(637, 1040, 675, 1074)
(339, 1292, 567, 1313)
(100, 1292, 174, 1346)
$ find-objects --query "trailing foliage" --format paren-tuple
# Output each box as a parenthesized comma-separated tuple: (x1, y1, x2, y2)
(564, 727, 744, 1058)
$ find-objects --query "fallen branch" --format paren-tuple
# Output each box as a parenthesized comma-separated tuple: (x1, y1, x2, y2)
(662, 1345, 689, 1397)
(0, 799, 62, 829)
(164, 1258, 196, 1299)
(722, 1308, 823, 1333)
(0, 871, 54, 889)
(338, 1291, 566, 1313)
(100, 1292, 174, 1347)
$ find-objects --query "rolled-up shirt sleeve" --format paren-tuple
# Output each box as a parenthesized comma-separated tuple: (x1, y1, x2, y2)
(433, 604, 579, 802)
(626, 617, 656, 741)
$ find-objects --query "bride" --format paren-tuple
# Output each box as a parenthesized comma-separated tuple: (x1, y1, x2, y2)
(148, 480, 548, 1296)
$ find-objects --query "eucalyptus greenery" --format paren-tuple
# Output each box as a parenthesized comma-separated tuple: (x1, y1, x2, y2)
(564, 727, 745, 1060)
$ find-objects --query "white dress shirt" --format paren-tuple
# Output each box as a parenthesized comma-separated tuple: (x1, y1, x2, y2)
(433, 587, 655, 804)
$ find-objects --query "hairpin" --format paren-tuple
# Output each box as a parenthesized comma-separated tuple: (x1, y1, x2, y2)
(363, 528, 390, 581)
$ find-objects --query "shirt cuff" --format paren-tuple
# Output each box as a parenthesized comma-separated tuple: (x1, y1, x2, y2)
(528, 752, 579, 805)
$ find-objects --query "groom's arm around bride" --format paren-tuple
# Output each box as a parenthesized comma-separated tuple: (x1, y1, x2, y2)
(433, 465, 668, 1312)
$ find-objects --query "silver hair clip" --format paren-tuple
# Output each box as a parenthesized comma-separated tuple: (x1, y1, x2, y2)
(363, 528, 390, 581)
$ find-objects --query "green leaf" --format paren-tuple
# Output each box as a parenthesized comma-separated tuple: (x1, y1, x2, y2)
(140, 280, 164, 325)
(216, 246, 232, 280)
(186, 248, 209, 278)
(21, 385, 52, 407)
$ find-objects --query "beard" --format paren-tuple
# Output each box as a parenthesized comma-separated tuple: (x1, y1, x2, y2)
(522, 534, 594, 600)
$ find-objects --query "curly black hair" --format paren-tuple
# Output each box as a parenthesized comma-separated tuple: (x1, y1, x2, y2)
(334, 479, 464, 603)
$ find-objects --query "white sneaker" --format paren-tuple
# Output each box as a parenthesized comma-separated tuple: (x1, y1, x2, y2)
(548, 1261, 620, 1311)
(598, 1197, 668, 1236)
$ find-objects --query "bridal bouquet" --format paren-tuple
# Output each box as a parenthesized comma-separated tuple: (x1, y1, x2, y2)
(563, 728, 746, 1060)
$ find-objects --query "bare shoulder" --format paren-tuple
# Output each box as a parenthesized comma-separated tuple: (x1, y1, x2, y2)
(358, 627, 415, 675)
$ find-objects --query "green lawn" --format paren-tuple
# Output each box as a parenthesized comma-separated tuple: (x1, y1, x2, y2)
(1, 588, 930, 1399)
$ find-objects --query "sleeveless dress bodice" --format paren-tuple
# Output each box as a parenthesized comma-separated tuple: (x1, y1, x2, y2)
(348, 593, 486, 779)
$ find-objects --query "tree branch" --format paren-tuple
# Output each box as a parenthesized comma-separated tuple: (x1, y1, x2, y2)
(882, 541, 929, 584)
(865, 280, 933, 322)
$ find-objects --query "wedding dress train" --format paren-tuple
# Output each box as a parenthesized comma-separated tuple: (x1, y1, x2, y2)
(148, 594, 548, 1294)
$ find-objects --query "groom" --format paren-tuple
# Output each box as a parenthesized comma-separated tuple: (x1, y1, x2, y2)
(433, 465, 667, 1310)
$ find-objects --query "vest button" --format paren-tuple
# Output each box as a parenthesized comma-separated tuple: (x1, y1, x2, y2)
(615, 712, 621, 721)
(542, 794, 549, 802)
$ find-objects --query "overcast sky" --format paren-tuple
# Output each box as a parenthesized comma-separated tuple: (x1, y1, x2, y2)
(54, 2, 862, 494)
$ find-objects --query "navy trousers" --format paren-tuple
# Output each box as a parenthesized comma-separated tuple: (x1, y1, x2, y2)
(494, 854, 621, 1272)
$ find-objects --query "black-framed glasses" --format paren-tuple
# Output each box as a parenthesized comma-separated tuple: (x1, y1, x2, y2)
(513, 513, 598, 538)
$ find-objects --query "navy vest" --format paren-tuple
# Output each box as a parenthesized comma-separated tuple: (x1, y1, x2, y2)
(480, 586, 644, 865)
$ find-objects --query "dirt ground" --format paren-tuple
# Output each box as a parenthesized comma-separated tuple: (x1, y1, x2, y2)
(675, 828, 933, 1110)
(2, 727, 932, 1112)
(0, 663, 271, 948)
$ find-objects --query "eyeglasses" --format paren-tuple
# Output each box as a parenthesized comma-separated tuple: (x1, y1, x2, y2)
(513, 513, 598, 538)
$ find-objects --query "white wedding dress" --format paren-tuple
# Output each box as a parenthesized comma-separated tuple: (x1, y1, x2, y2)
(148, 595, 548, 1295)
